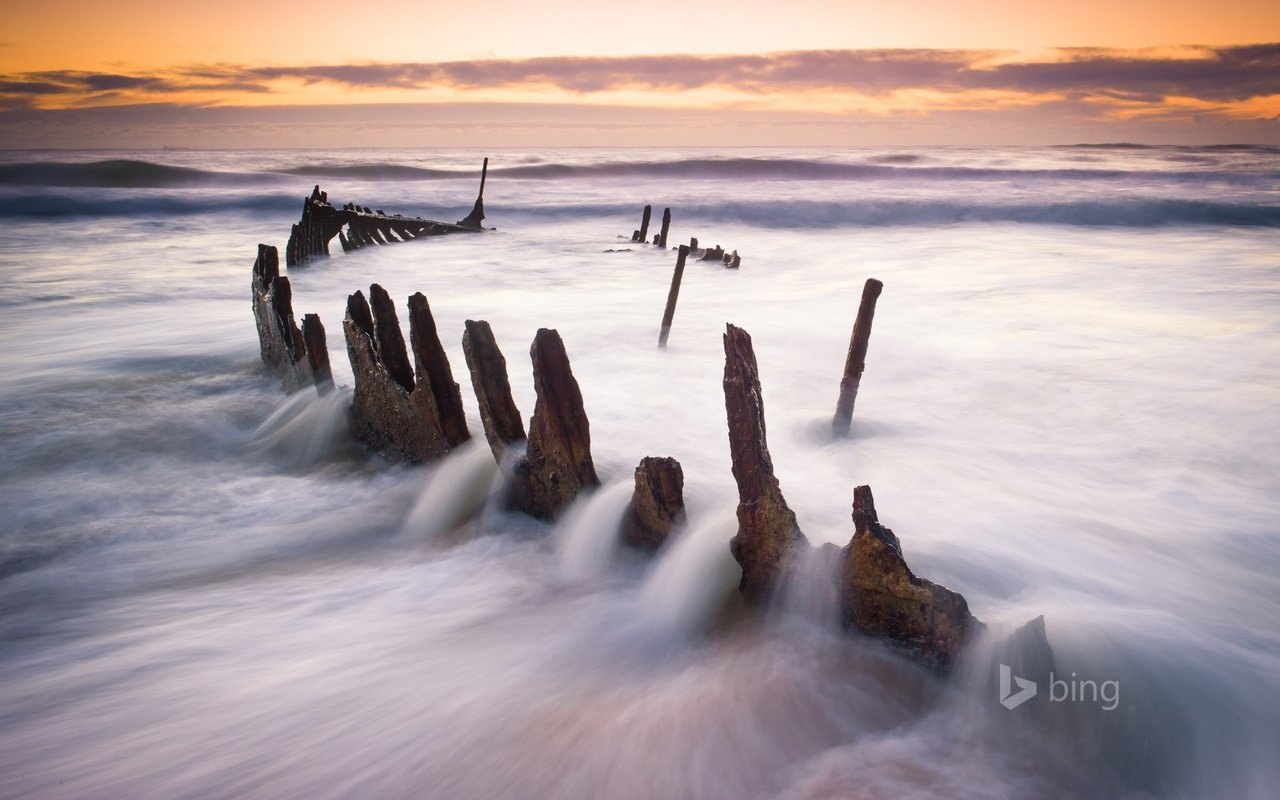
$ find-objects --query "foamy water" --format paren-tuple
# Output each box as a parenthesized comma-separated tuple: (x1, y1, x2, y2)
(0, 146, 1278, 799)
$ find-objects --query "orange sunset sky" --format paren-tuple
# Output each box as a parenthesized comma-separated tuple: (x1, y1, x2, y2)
(1, 0, 1278, 147)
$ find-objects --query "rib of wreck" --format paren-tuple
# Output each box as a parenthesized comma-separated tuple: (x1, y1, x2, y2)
(286, 158, 492, 267)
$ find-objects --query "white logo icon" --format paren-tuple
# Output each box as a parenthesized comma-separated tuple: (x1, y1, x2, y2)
(999, 664, 1037, 710)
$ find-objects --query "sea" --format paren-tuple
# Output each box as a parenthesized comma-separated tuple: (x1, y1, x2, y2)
(0, 145, 1278, 799)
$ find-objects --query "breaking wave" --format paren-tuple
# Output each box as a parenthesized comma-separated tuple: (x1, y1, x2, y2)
(0, 159, 272, 188)
(275, 164, 463, 181)
(6, 154, 1279, 188)
(0, 192, 303, 217)
(509, 197, 1280, 228)
(3, 191, 1277, 227)
(490, 158, 1280, 184)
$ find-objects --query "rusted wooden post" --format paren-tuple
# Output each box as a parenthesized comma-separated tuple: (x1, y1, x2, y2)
(658, 207, 671, 247)
(301, 313, 332, 393)
(638, 205, 652, 244)
(658, 245, 690, 348)
(832, 278, 883, 435)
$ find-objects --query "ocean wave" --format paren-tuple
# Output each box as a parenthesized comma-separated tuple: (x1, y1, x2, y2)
(274, 164, 463, 181)
(505, 198, 1280, 228)
(487, 158, 1279, 184)
(3, 190, 1276, 228)
(7, 155, 1279, 189)
(0, 159, 273, 188)
(0, 192, 303, 217)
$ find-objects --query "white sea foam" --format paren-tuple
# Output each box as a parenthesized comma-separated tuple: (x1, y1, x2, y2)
(0, 146, 1276, 799)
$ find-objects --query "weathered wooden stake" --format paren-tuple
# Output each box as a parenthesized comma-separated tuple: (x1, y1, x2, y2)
(658, 245, 690, 348)
(832, 278, 884, 435)
(462, 320, 527, 462)
(301, 313, 332, 393)
(638, 205, 652, 244)
(658, 207, 671, 247)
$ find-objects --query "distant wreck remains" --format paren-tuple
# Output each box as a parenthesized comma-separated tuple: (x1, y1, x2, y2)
(286, 158, 491, 267)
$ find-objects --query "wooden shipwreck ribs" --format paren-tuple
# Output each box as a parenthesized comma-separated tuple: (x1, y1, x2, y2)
(247, 165, 1050, 676)
(623, 206, 742, 268)
(285, 158, 491, 267)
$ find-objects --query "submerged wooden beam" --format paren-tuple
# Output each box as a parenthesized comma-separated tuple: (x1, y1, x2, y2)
(637, 205, 652, 243)
(658, 245, 689, 348)
(832, 278, 883, 436)
(657, 207, 671, 247)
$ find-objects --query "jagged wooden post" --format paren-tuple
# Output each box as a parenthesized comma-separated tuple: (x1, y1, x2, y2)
(832, 278, 883, 436)
(658, 245, 690, 348)
(344, 286, 451, 462)
(622, 456, 685, 552)
(722, 323, 808, 604)
(508, 329, 600, 520)
(638, 205, 652, 244)
(462, 320, 527, 462)
(301, 313, 333, 393)
(838, 484, 980, 672)
(251, 243, 314, 392)
(658, 207, 671, 247)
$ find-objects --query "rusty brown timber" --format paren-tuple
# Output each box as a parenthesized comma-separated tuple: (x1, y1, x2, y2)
(622, 457, 686, 552)
(408, 293, 470, 449)
(839, 485, 981, 672)
(722, 323, 808, 604)
(343, 285, 462, 462)
(833, 278, 883, 435)
(508, 329, 599, 520)
(721, 323, 980, 669)
(250, 243, 314, 392)
(658, 245, 690, 347)
(301, 313, 333, 393)
(461, 320, 527, 462)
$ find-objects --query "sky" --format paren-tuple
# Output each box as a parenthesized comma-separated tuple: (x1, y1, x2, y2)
(1, 0, 1278, 147)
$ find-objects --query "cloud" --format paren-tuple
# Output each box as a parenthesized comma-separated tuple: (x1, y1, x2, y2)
(0, 45, 1277, 127)
(208, 44, 1280, 101)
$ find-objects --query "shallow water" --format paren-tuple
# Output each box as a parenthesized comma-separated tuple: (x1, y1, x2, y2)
(0, 146, 1278, 799)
